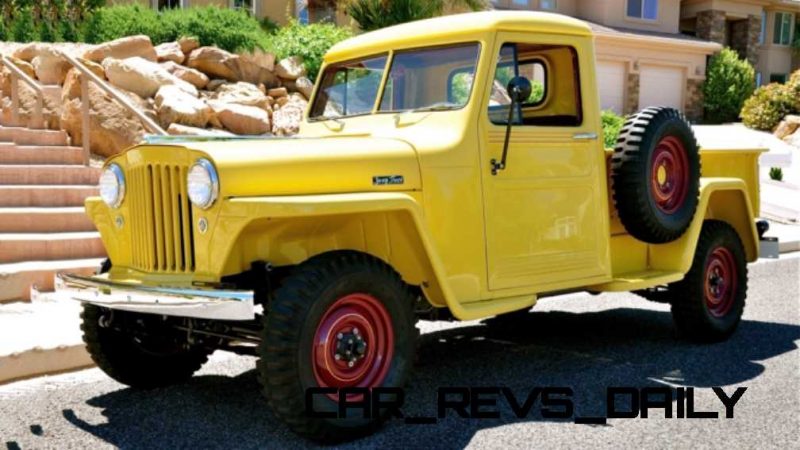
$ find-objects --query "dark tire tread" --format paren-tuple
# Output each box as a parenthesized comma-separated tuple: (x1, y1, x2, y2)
(669, 220, 748, 342)
(611, 107, 701, 244)
(257, 251, 418, 443)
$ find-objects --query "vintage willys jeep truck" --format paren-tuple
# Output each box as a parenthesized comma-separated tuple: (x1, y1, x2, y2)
(55, 11, 770, 441)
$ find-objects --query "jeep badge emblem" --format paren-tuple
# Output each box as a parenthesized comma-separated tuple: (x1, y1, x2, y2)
(373, 175, 404, 186)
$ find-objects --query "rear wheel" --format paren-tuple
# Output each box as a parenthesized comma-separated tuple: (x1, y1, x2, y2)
(258, 251, 417, 443)
(670, 221, 748, 342)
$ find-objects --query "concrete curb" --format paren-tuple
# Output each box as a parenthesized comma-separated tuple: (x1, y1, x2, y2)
(0, 344, 92, 385)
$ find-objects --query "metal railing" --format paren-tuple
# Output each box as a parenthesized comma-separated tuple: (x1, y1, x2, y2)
(58, 51, 168, 166)
(1, 55, 46, 130)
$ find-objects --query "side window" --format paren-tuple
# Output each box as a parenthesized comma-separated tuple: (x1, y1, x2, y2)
(489, 42, 582, 127)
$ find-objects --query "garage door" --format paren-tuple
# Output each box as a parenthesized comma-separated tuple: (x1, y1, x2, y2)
(597, 61, 625, 113)
(639, 65, 684, 110)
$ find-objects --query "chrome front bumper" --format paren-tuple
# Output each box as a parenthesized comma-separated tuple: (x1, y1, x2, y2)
(51, 273, 255, 321)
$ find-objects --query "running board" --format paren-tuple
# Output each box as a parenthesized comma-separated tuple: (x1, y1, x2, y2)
(589, 270, 685, 292)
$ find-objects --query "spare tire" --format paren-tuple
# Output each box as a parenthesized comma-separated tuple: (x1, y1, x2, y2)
(611, 107, 701, 244)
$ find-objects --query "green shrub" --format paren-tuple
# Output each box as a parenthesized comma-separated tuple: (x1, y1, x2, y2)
(704, 48, 755, 124)
(784, 70, 800, 111)
(601, 110, 625, 149)
(159, 7, 271, 52)
(11, 7, 39, 42)
(769, 167, 784, 182)
(267, 20, 353, 81)
(83, 6, 270, 52)
(740, 83, 794, 131)
(82, 5, 163, 44)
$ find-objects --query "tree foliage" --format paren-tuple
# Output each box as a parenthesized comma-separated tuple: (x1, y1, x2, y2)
(341, 0, 486, 31)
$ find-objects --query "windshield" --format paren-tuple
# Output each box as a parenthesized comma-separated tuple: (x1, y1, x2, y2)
(309, 43, 481, 120)
(309, 54, 388, 119)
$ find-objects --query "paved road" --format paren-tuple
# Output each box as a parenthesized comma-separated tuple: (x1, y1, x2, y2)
(1, 257, 798, 449)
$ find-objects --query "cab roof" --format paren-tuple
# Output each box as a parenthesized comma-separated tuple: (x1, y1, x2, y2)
(325, 11, 593, 62)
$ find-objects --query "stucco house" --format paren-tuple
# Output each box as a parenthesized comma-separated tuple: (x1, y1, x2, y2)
(117, 0, 800, 121)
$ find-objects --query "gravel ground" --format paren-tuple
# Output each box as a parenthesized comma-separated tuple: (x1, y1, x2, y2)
(1, 256, 798, 450)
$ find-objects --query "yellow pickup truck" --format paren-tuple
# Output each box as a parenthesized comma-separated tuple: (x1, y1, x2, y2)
(55, 11, 770, 442)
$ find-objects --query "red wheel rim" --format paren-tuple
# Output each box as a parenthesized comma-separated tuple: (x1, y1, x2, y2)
(312, 293, 393, 399)
(704, 247, 738, 318)
(650, 136, 690, 214)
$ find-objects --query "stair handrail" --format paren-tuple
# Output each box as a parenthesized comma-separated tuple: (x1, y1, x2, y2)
(1, 54, 46, 130)
(57, 51, 167, 166)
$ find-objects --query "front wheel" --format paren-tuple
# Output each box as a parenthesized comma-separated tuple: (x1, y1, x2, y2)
(670, 221, 748, 342)
(258, 251, 417, 443)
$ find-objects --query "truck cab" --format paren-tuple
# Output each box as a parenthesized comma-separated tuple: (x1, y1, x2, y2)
(55, 11, 767, 443)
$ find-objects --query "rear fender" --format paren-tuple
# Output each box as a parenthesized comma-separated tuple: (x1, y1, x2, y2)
(649, 178, 759, 273)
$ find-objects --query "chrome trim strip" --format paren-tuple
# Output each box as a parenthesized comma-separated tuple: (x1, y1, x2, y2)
(52, 273, 255, 321)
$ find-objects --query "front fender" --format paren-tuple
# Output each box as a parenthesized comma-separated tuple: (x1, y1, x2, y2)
(204, 192, 456, 310)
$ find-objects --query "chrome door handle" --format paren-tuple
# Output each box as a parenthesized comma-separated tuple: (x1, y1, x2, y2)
(573, 132, 598, 141)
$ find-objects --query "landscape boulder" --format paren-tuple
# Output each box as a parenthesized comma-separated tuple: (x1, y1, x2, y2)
(61, 59, 106, 101)
(210, 102, 271, 135)
(775, 115, 800, 140)
(31, 47, 72, 85)
(83, 35, 157, 63)
(275, 56, 306, 80)
(178, 36, 200, 55)
(155, 42, 186, 64)
(155, 85, 214, 129)
(187, 46, 279, 87)
(103, 57, 198, 98)
(60, 83, 149, 157)
(295, 77, 314, 99)
(213, 82, 272, 110)
(160, 61, 209, 89)
(272, 95, 307, 136)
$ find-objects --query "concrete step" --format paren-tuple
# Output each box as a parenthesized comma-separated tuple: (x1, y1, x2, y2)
(0, 207, 95, 233)
(0, 127, 69, 146)
(0, 232, 105, 264)
(0, 165, 101, 185)
(0, 145, 85, 165)
(0, 258, 102, 303)
(0, 185, 99, 207)
(0, 297, 91, 384)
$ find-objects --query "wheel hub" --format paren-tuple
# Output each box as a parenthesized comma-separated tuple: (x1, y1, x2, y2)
(704, 247, 737, 318)
(651, 136, 690, 214)
(333, 328, 368, 367)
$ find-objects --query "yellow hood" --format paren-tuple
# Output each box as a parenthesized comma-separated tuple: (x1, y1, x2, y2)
(123, 136, 421, 198)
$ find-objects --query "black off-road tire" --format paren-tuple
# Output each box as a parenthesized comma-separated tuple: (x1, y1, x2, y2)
(670, 221, 748, 342)
(612, 107, 701, 243)
(81, 304, 212, 388)
(258, 251, 417, 443)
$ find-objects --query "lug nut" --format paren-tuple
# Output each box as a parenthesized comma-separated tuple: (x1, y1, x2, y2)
(337, 333, 343, 339)
(353, 328, 359, 335)
(335, 354, 341, 360)
(348, 361, 354, 367)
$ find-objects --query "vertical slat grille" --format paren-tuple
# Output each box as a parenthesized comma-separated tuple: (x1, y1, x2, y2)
(129, 163, 195, 273)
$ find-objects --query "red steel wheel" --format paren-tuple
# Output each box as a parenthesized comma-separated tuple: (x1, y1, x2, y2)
(704, 247, 738, 318)
(650, 136, 690, 215)
(312, 293, 394, 398)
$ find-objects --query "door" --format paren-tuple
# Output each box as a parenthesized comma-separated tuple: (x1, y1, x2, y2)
(639, 65, 685, 110)
(597, 60, 626, 113)
(480, 35, 611, 292)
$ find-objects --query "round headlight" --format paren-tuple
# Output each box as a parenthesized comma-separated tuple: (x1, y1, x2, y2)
(187, 158, 219, 209)
(99, 163, 125, 208)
